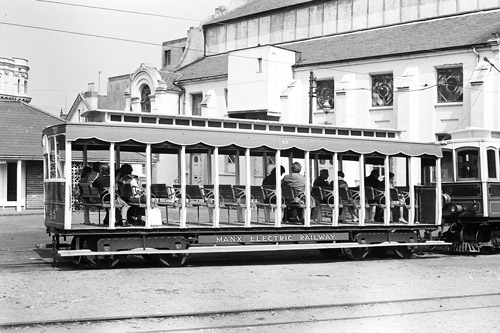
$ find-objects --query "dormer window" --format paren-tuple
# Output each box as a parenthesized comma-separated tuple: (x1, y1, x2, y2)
(140, 84, 151, 113)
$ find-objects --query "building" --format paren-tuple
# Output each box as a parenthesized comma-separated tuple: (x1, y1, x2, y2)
(75, 0, 500, 185)
(0, 57, 64, 210)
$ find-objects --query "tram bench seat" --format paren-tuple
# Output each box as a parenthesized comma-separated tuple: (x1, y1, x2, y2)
(77, 183, 110, 209)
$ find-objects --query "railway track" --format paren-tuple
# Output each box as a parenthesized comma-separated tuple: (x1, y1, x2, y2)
(3, 293, 500, 331)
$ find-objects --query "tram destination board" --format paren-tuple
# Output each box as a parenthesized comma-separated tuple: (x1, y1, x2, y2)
(199, 232, 350, 244)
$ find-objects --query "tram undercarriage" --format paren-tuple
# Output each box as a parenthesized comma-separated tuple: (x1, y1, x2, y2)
(441, 219, 500, 254)
(50, 226, 448, 268)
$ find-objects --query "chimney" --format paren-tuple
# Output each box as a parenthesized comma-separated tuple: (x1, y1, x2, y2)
(88, 83, 95, 92)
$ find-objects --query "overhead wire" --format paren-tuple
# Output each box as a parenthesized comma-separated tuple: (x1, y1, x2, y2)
(6, 1, 500, 114)
(35, 0, 205, 23)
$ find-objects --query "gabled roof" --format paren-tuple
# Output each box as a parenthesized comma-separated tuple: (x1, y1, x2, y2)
(0, 101, 64, 160)
(205, 0, 311, 25)
(281, 9, 500, 66)
(178, 10, 500, 82)
(175, 54, 228, 82)
(65, 93, 91, 121)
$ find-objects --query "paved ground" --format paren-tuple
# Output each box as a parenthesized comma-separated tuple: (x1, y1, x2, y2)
(1, 212, 500, 332)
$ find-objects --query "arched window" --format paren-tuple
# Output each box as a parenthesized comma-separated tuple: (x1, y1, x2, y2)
(140, 84, 151, 113)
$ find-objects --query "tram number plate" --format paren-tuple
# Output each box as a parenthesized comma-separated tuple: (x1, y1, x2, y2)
(199, 233, 349, 244)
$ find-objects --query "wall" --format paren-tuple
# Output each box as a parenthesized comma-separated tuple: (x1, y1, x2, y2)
(104, 75, 130, 110)
(181, 79, 228, 117)
(26, 161, 43, 209)
(227, 46, 296, 117)
(292, 46, 497, 142)
(206, 0, 500, 55)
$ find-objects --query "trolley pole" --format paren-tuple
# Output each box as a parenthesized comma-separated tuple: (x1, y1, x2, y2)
(308, 71, 315, 124)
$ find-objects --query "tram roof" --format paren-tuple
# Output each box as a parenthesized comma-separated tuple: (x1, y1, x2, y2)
(43, 118, 442, 158)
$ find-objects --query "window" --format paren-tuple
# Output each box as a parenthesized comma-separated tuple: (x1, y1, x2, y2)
(487, 149, 496, 178)
(225, 154, 236, 174)
(372, 74, 393, 107)
(191, 93, 203, 116)
(437, 67, 463, 103)
(164, 50, 171, 67)
(316, 80, 334, 111)
(457, 148, 479, 179)
(441, 149, 453, 182)
(140, 84, 151, 113)
(257, 58, 262, 73)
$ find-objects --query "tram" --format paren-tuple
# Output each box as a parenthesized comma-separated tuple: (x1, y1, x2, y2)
(440, 128, 500, 253)
(43, 110, 448, 267)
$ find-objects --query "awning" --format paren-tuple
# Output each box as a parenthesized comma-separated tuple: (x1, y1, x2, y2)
(46, 123, 442, 158)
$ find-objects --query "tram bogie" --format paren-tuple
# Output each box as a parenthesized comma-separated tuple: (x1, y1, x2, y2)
(42, 112, 449, 267)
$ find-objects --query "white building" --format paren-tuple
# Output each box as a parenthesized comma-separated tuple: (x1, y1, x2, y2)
(77, 0, 500, 186)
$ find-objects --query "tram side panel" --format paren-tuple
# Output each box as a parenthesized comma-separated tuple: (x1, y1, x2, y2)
(441, 182, 483, 221)
(44, 181, 65, 229)
(416, 186, 436, 225)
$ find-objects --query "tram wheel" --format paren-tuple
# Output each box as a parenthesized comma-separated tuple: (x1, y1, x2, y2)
(153, 253, 188, 267)
(81, 238, 123, 269)
(319, 248, 342, 259)
(394, 246, 413, 259)
(344, 247, 369, 261)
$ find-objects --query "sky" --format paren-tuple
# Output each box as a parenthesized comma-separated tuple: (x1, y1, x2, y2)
(0, 0, 231, 116)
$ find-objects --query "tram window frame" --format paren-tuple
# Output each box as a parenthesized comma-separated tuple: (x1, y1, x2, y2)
(456, 148, 479, 180)
(487, 148, 497, 179)
(46, 135, 66, 180)
(441, 149, 454, 182)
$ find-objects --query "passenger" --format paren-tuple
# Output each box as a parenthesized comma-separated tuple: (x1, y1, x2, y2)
(87, 162, 101, 183)
(365, 169, 383, 222)
(78, 166, 93, 225)
(282, 162, 321, 223)
(118, 164, 145, 224)
(118, 164, 144, 202)
(313, 169, 330, 187)
(262, 166, 285, 222)
(365, 169, 382, 189)
(338, 171, 358, 222)
(79, 166, 92, 184)
(263, 166, 285, 186)
(387, 172, 406, 223)
(92, 163, 130, 226)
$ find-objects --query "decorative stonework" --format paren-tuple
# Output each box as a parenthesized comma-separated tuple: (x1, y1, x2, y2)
(0, 57, 30, 102)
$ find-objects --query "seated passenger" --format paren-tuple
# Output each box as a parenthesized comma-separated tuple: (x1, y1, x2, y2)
(92, 163, 130, 226)
(282, 162, 320, 223)
(118, 163, 145, 224)
(338, 171, 358, 222)
(262, 166, 285, 222)
(313, 169, 330, 187)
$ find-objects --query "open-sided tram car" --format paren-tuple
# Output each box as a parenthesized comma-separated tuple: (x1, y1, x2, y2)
(43, 111, 448, 267)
